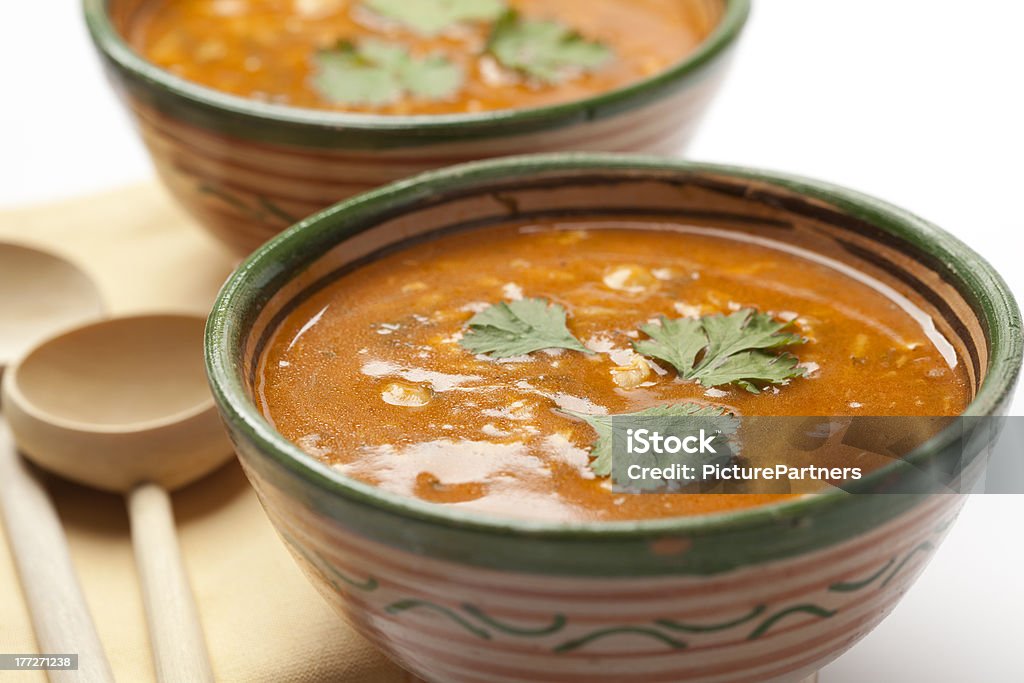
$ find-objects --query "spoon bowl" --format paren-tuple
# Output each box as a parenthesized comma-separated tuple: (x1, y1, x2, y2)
(2, 314, 231, 492)
(0, 242, 104, 371)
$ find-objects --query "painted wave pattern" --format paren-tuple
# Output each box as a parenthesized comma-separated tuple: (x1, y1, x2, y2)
(262, 491, 961, 682)
(284, 532, 941, 650)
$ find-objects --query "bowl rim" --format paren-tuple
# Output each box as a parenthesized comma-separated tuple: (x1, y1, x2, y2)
(82, 0, 750, 134)
(205, 153, 1023, 540)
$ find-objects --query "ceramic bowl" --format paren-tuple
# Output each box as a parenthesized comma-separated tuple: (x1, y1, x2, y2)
(84, 0, 749, 255)
(205, 155, 1022, 682)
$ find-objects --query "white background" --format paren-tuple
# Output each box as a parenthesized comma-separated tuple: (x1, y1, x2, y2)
(2, 1, 1023, 680)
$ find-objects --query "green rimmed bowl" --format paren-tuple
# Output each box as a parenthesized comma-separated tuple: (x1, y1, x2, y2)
(83, 0, 749, 255)
(206, 154, 1022, 682)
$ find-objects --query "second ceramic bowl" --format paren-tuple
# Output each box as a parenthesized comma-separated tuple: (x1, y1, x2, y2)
(84, 0, 748, 253)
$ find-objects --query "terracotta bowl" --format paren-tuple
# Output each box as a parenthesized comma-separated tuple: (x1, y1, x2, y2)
(205, 155, 1022, 682)
(83, 0, 749, 255)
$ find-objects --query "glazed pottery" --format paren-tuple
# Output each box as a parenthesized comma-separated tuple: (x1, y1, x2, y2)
(205, 155, 1022, 682)
(83, 0, 748, 254)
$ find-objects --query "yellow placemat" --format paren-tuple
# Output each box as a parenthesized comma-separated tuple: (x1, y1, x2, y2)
(0, 186, 407, 682)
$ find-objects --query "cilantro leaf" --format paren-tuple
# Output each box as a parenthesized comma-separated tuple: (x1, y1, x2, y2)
(364, 0, 506, 35)
(631, 317, 706, 379)
(459, 298, 592, 358)
(634, 309, 807, 393)
(562, 403, 730, 477)
(693, 350, 806, 394)
(700, 309, 805, 361)
(486, 10, 612, 84)
(313, 40, 462, 106)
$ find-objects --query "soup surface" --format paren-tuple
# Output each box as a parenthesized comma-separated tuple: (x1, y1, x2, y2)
(256, 222, 970, 522)
(129, 0, 713, 114)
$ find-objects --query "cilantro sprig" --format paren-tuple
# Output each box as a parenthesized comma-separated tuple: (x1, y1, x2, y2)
(562, 403, 730, 477)
(313, 40, 462, 106)
(634, 309, 807, 393)
(486, 10, 612, 84)
(459, 298, 592, 358)
(363, 0, 506, 35)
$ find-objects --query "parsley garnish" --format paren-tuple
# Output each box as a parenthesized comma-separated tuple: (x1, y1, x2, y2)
(364, 0, 506, 35)
(562, 404, 730, 477)
(486, 10, 612, 84)
(633, 309, 807, 393)
(313, 40, 462, 106)
(459, 298, 592, 358)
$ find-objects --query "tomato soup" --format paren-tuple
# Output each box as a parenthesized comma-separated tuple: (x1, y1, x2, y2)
(128, 0, 716, 114)
(254, 222, 971, 522)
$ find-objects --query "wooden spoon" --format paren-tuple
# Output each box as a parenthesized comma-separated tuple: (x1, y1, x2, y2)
(0, 242, 112, 683)
(2, 313, 233, 683)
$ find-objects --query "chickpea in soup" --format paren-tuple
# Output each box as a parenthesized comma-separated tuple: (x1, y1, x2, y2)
(255, 222, 971, 523)
(128, 0, 716, 114)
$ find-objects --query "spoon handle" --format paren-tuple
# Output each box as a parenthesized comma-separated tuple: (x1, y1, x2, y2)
(0, 422, 115, 683)
(128, 482, 214, 683)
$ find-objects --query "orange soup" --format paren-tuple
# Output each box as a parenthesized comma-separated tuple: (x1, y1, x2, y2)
(128, 0, 716, 114)
(255, 222, 971, 522)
